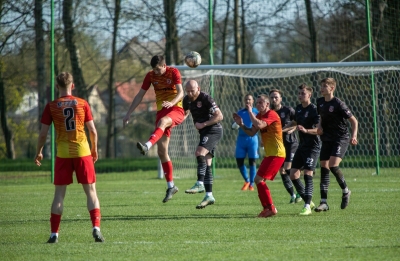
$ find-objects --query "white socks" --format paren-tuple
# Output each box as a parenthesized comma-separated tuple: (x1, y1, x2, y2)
(145, 141, 152, 149)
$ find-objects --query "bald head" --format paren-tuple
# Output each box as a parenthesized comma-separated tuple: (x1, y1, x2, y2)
(185, 80, 199, 89)
(185, 80, 200, 101)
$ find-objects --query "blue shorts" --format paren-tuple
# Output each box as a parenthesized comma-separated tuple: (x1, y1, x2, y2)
(235, 135, 259, 159)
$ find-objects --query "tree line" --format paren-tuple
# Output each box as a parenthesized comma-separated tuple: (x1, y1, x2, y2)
(0, 0, 399, 159)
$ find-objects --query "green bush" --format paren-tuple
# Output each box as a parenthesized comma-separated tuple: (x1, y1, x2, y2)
(0, 158, 159, 173)
(0, 155, 397, 173)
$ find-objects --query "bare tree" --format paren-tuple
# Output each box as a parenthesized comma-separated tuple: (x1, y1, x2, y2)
(63, 0, 87, 99)
(34, 0, 46, 126)
(304, 0, 319, 62)
(233, 0, 241, 64)
(221, 0, 230, 64)
(0, 66, 15, 159)
(105, 0, 121, 158)
(0, 0, 23, 159)
(240, 0, 246, 63)
(163, 0, 181, 64)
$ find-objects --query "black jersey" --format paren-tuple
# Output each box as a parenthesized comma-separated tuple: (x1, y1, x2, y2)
(317, 97, 353, 142)
(182, 92, 222, 129)
(276, 105, 298, 144)
(294, 103, 321, 150)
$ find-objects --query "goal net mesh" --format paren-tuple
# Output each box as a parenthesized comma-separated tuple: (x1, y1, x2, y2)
(168, 63, 400, 178)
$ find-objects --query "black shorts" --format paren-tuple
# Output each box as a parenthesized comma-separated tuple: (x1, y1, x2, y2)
(291, 147, 320, 171)
(284, 142, 298, 163)
(320, 140, 349, 161)
(198, 126, 223, 156)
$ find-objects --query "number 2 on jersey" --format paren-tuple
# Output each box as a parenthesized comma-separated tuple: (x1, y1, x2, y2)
(64, 107, 76, 131)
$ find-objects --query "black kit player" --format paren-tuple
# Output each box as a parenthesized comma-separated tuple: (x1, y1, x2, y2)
(269, 89, 302, 204)
(315, 77, 358, 212)
(282, 84, 321, 216)
(182, 80, 224, 209)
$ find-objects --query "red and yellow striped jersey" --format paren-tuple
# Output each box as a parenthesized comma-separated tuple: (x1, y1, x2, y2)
(41, 95, 93, 158)
(141, 66, 182, 111)
(257, 110, 286, 157)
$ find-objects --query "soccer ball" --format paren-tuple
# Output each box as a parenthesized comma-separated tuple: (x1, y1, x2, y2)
(184, 51, 202, 68)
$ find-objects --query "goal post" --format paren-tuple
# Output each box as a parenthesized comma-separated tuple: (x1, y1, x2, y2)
(167, 61, 400, 178)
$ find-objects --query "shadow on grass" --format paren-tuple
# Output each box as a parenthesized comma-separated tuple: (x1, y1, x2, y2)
(0, 213, 292, 224)
(102, 214, 258, 220)
(344, 245, 400, 249)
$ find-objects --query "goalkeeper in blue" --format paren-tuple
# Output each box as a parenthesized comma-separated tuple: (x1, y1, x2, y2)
(232, 94, 259, 191)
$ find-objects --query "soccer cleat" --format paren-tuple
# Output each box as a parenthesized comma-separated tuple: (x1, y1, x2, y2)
(299, 207, 312, 216)
(314, 202, 330, 212)
(162, 186, 179, 203)
(92, 229, 105, 242)
(241, 182, 250, 191)
(289, 196, 296, 204)
(196, 195, 215, 209)
(47, 235, 58, 243)
(341, 190, 352, 209)
(185, 183, 205, 194)
(136, 142, 149, 155)
(295, 193, 303, 203)
(249, 185, 254, 191)
(310, 201, 315, 210)
(257, 207, 277, 218)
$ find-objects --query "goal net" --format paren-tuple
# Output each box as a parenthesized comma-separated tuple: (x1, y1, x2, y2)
(168, 61, 400, 178)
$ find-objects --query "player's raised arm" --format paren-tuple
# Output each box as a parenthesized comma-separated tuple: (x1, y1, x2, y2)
(123, 88, 147, 127)
(233, 112, 258, 137)
(246, 105, 266, 130)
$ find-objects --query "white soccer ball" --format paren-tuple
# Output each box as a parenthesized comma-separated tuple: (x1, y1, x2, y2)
(184, 51, 202, 68)
(231, 122, 240, 130)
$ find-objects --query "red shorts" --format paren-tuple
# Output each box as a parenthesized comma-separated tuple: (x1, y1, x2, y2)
(257, 156, 285, 181)
(155, 106, 185, 137)
(54, 155, 96, 185)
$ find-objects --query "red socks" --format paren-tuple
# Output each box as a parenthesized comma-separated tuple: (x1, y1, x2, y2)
(148, 128, 164, 145)
(89, 208, 101, 227)
(50, 209, 101, 233)
(162, 161, 174, 182)
(256, 181, 274, 209)
(50, 213, 61, 233)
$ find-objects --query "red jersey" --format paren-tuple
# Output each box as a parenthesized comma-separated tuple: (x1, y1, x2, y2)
(41, 95, 93, 158)
(141, 66, 183, 111)
(257, 110, 286, 157)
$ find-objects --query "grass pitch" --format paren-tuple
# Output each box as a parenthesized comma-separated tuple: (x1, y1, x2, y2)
(0, 168, 399, 260)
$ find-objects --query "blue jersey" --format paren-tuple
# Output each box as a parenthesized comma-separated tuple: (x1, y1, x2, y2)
(237, 108, 258, 137)
(235, 107, 259, 159)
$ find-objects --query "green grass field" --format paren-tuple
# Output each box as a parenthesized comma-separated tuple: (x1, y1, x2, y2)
(0, 169, 399, 260)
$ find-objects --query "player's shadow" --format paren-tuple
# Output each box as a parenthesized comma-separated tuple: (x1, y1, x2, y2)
(4, 212, 306, 224)
(102, 214, 258, 220)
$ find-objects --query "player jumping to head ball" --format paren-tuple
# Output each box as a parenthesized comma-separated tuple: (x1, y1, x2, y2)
(123, 55, 185, 203)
